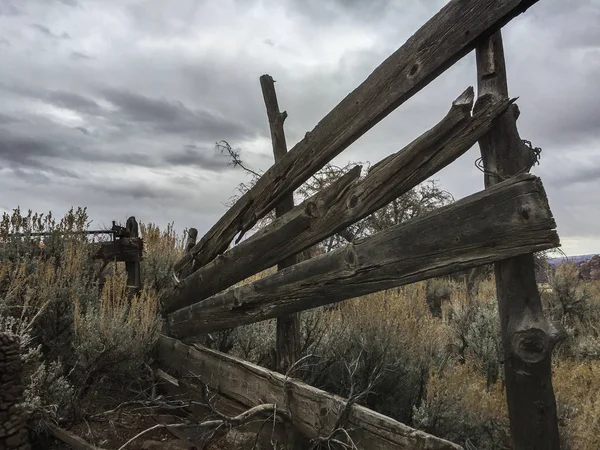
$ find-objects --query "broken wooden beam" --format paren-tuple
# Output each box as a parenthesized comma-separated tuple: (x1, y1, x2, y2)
(155, 335, 463, 450)
(94, 238, 143, 262)
(168, 174, 559, 336)
(260, 73, 301, 374)
(172, 0, 542, 278)
(161, 89, 512, 314)
(475, 31, 564, 449)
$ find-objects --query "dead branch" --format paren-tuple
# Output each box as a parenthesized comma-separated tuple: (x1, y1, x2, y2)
(117, 403, 288, 450)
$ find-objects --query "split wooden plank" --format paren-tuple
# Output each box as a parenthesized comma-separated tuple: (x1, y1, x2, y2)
(160, 89, 512, 314)
(172, 0, 542, 277)
(155, 335, 463, 450)
(168, 174, 559, 336)
(260, 74, 300, 374)
(475, 31, 564, 449)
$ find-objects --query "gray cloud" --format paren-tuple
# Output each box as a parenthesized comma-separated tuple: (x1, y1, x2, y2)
(0, 0, 598, 255)
(0, 134, 79, 180)
(164, 144, 236, 172)
(0, 113, 19, 124)
(0, 2, 21, 17)
(99, 88, 254, 141)
(70, 51, 91, 61)
(46, 90, 101, 114)
(30, 23, 70, 39)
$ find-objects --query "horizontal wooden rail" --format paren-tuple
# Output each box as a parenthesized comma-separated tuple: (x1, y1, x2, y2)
(0, 239, 143, 263)
(168, 174, 559, 336)
(161, 89, 513, 314)
(155, 335, 463, 450)
(172, 0, 541, 277)
(95, 238, 143, 262)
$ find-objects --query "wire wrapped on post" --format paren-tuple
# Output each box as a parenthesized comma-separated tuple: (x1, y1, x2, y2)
(475, 139, 542, 180)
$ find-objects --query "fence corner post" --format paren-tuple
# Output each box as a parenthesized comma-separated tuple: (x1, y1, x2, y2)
(475, 29, 564, 449)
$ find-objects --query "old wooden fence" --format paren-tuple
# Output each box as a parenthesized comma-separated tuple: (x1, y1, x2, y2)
(155, 0, 564, 448)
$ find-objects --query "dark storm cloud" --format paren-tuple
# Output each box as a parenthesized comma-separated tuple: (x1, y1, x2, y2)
(99, 88, 254, 141)
(97, 182, 176, 201)
(0, 134, 79, 179)
(0, 82, 101, 116)
(164, 144, 235, 172)
(0, 132, 59, 163)
(0, 129, 155, 170)
(45, 90, 101, 114)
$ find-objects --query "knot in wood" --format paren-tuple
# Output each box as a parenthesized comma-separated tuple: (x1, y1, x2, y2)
(305, 201, 320, 218)
(343, 246, 358, 268)
(347, 194, 359, 209)
(511, 327, 549, 364)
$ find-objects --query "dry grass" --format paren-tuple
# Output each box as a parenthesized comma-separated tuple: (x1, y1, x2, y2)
(0, 207, 166, 443)
(2, 206, 600, 448)
(224, 267, 600, 449)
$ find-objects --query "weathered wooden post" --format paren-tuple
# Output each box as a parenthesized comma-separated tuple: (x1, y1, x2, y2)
(475, 31, 565, 449)
(260, 74, 300, 374)
(180, 228, 198, 280)
(124, 216, 142, 294)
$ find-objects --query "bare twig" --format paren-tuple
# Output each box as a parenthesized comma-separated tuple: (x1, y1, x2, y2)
(117, 403, 289, 450)
(217, 140, 263, 178)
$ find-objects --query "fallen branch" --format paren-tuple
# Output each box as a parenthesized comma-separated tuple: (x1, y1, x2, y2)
(117, 403, 289, 450)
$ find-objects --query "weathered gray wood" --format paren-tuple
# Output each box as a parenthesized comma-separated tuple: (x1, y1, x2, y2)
(160, 89, 513, 314)
(260, 74, 300, 375)
(172, 0, 542, 278)
(95, 238, 142, 262)
(155, 335, 463, 450)
(168, 175, 559, 336)
(155, 368, 303, 449)
(178, 228, 198, 280)
(475, 31, 564, 450)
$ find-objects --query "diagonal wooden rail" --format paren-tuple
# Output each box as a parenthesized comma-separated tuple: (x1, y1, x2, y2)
(172, 0, 541, 279)
(167, 174, 559, 338)
(161, 89, 512, 314)
(155, 335, 463, 450)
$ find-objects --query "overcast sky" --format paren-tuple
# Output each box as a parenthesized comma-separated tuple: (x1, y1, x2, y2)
(0, 0, 599, 256)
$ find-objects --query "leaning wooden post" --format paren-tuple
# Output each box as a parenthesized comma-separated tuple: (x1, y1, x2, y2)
(180, 228, 198, 280)
(260, 74, 300, 374)
(125, 216, 142, 294)
(475, 31, 565, 449)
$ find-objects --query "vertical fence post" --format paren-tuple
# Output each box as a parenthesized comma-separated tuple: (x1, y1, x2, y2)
(259, 74, 300, 375)
(125, 216, 142, 294)
(0, 333, 31, 450)
(475, 30, 565, 449)
(180, 228, 198, 280)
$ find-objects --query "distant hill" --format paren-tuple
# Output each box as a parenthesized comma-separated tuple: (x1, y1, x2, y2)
(547, 254, 597, 265)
